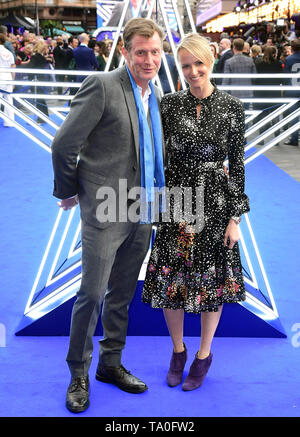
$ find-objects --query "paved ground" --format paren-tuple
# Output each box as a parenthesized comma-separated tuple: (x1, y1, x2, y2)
(260, 139, 300, 183)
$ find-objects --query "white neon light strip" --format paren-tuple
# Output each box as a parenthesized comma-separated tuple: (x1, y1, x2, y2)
(212, 73, 300, 79)
(219, 85, 300, 91)
(26, 275, 82, 319)
(242, 98, 298, 103)
(183, 0, 197, 32)
(154, 74, 164, 95)
(11, 94, 73, 100)
(2, 80, 299, 92)
(245, 111, 261, 124)
(158, 0, 186, 89)
(238, 226, 259, 289)
(170, 0, 185, 38)
(49, 106, 70, 113)
(14, 96, 60, 130)
(245, 121, 300, 165)
(161, 50, 176, 93)
(245, 107, 300, 151)
(0, 96, 54, 141)
(104, 0, 129, 72)
(0, 67, 97, 76)
(68, 222, 82, 259)
(0, 110, 51, 153)
(244, 292, 277, 321)
(49, 109, 67, 121)
(0, 80, 80, 88)
(24, 208, 63, 314)
(244, 213, 279, 318)
(47, 260, 81, 288)
(0, 68, 298, 80)
(46, 207, 77, 286)
(245, 102, 294, 138)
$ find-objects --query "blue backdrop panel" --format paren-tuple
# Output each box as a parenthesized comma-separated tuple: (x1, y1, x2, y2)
(15, 281, 286, 337)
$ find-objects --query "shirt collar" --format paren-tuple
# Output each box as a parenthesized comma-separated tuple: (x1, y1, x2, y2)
(137, 83, 152, 100)
(221, 48, 230, 56)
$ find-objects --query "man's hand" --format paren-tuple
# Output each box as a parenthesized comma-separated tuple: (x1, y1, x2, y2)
(57, 195, 79, 210)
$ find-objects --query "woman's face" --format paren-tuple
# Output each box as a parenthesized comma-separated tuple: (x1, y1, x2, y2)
(210, 45, 216, 59)
(178, 48, 211, 90)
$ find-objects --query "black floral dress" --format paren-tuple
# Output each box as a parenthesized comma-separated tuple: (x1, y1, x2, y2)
(142, 87, 250, 313)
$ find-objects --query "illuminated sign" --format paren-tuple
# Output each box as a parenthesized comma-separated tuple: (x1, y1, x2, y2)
(206, 0, 300, 32)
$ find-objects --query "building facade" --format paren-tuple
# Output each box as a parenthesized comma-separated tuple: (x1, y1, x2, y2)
(0, 0, 97, 31)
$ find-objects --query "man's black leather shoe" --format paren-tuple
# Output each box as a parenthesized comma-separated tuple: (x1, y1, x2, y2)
(284, 141, 298, 146)
(66, 376, 90, 413)
(96, 364, 148, 394)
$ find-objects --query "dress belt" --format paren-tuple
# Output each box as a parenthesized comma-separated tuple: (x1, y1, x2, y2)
(171, 159, 224, 170)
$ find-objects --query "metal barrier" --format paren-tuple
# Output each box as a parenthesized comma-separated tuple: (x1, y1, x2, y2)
(0, 68, 299, 157)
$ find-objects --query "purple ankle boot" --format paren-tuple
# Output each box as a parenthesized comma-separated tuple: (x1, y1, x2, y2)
(182, 352, 213, 391)
(167, 344, 187, 387)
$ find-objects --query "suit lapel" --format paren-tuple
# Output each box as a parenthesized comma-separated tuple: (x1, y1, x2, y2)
(119, 66, 140, 162)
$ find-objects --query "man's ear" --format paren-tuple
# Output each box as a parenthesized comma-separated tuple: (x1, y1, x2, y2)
(122, 46, 128, 61)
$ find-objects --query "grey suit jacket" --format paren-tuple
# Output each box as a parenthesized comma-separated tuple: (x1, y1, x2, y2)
(222, 53, 256, 98)
(106, 2, 149, 27)
(51, 66, 164, 228)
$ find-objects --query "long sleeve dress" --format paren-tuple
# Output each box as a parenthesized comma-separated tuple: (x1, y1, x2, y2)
(142, 87, 250, 313)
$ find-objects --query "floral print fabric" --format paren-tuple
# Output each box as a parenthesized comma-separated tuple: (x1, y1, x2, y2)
(142, 87, 250, 313)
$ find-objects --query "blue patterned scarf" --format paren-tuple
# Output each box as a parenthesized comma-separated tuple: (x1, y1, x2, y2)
(126, 66, 165, 222)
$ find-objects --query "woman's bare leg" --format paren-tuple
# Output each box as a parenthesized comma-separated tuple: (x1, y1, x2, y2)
(163, 308, 185, 352)
(198, 305, 223, 359)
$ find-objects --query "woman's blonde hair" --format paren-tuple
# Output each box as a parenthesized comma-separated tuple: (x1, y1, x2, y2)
(33, 40, 47, 55)
(251, 44, 262, 57)
(177, 33, 214, 69)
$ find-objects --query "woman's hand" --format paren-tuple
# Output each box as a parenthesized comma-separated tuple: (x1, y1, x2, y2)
(57, 195, 79, 211)
(223, 219, 240, 249)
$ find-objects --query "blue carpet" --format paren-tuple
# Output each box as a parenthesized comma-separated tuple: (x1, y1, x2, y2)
(0, 121, 300, 417)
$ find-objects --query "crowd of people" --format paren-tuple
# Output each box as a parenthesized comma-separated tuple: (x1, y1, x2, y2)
(207, 21, 300, 146)
(0, 26, 124, 73)
(0, 19, 299, 144)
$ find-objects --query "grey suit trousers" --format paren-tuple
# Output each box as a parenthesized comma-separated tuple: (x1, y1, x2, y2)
(66, 219, 152, 377)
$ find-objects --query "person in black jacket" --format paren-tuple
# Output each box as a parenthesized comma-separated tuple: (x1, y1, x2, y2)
(27, 40, 51, 123)
(53, 36, 68, 95)
(215, 38, 233, 85)
(216, 38, 233, 73)
(255, 45, 283, 140)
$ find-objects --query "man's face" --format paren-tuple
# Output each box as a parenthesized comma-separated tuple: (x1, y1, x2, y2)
(122, 32, 162, 89)
(219, 39, 228, 53)
(72, 38, 79, 48)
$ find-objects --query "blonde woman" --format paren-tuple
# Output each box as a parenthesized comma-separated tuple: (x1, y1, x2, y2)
(27, 40, 51, 122)
(142, 33, 250, 391)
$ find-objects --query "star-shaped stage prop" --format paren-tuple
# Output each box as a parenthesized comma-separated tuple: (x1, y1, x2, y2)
(13, 97, 294, 337)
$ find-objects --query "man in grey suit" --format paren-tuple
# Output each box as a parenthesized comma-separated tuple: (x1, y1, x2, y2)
(216, 38, 233, 74)
(107, 0, 151, 27)
(51, 18, 165, 413)
(222, 38, 256, 100)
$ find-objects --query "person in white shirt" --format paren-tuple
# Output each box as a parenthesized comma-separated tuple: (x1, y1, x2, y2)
(0, 33, 16, 127)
